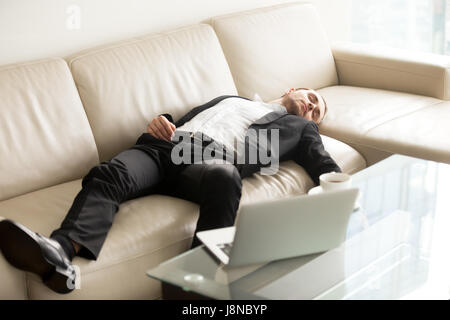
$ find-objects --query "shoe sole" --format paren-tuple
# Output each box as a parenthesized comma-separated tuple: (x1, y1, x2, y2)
(0, 219, 73, 294)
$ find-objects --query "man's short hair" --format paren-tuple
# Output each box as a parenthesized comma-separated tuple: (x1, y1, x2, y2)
(322, 97, 328, 122)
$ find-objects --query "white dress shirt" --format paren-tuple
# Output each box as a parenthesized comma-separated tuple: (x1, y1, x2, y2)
(174, 95, 285, 155)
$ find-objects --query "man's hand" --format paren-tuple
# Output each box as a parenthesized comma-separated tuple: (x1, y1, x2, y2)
(146, 115, 176, 141)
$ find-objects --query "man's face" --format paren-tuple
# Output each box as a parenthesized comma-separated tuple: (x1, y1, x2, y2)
(280, 88, 326, 124)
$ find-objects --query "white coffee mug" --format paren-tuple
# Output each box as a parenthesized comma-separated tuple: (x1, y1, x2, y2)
(319, 172, 352, 191)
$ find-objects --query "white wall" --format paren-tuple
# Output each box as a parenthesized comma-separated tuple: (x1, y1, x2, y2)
(0, 0, 351, 66)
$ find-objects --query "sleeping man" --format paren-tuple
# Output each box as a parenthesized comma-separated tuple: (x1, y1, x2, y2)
(0, 88, 341, 294)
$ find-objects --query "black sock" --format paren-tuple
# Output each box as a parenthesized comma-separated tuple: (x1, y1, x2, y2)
(51, 235, 76, 261)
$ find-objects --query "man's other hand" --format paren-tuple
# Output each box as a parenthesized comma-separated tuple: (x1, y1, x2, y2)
(146, 115, 176, 141)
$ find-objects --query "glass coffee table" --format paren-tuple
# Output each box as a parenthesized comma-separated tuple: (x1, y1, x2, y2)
(147, 155, 450, 299)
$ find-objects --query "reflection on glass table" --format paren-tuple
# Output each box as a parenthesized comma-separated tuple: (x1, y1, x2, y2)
(147, 155, 450, 300)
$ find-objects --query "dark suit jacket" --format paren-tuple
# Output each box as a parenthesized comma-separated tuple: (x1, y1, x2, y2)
(135, 95, 341, 185)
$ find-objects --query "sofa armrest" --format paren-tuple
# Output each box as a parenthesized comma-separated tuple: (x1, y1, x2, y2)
(332, 42, 450, 100)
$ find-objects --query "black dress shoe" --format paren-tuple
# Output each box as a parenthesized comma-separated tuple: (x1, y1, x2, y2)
(0, 219, 76, 294)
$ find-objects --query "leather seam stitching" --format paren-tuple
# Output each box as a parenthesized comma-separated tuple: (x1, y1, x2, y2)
(67, 24, 209, 70)
(364, 100, 444, 135)
(335, 58, 444, 80)
(75, 237, 193, 276)
(325, 126, 446, 159)
(208, 2, 311, 24)
(0, 57, 61, 72)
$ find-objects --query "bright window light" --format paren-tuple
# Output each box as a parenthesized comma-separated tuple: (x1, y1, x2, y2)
(351, 0, 449, 55)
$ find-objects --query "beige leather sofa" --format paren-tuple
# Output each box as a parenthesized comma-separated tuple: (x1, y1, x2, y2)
(0, 2, 447, 299)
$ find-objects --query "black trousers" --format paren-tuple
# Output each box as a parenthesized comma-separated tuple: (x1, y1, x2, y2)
(50, 144, 242, 260)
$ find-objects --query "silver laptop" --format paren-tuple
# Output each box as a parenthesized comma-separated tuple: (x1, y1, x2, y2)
(197, 188, 359, 268)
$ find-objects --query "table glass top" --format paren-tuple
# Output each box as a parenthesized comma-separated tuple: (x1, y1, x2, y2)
(147, 155, 450, 299)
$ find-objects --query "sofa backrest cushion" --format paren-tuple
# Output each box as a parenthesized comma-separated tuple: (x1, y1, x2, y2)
(67, 24, 238, 161)
(208, 2, 338, 102)
(0, 58, 99, 201)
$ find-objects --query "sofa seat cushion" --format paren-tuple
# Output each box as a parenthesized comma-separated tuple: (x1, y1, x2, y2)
(318, 85, 449, 162)
(240, 135, 366, 205)
(363, 101, 450, 163)
(0, 135, 364, 298)
(0, 179, 199, 299)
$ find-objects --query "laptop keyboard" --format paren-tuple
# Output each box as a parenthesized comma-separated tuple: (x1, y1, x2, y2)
(218, 243, 233, 256)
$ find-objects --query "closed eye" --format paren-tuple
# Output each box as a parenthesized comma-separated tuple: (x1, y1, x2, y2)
(308, 93, 318, 104)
